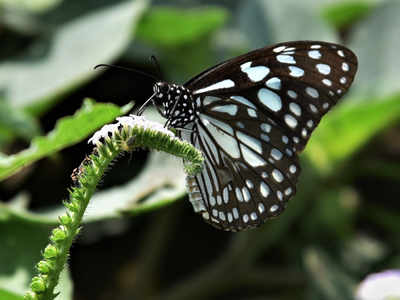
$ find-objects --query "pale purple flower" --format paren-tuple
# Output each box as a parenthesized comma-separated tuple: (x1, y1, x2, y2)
(356, 270, 400, 300)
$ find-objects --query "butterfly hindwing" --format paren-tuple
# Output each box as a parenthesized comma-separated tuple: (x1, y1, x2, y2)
(183, 96, 300, 230)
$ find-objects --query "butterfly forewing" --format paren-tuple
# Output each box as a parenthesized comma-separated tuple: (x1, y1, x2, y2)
(175, 41, 358, 231)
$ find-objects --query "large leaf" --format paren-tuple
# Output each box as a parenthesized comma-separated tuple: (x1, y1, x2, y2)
(348, 0, 400, 99)
(136, 6, 228, 47)
(0, 100, 132, 180)
(305, 94, 400, 173)
(321, 1, 376, 29)
(0, 0, 147, 115)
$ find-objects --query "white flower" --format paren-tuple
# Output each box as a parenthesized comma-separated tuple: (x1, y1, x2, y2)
(88, 124, 120, 145)
(88, 115, 175, 145)
(356, 270, 400, 300)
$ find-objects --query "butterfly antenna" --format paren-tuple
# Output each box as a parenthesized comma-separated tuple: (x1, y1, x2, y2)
(150, 55, 163, 80)
(94, 63, 159, 82)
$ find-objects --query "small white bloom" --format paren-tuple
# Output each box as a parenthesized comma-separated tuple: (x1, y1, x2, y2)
(89, 115, 175, 145)
(356, 270, 400, 300)
(88, 124, 119, 145)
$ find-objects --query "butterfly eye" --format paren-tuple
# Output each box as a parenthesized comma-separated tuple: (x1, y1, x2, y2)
(155, 82, 170, 94)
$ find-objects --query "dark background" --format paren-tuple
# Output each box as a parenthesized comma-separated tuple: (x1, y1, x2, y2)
(1, 0, 400, 299)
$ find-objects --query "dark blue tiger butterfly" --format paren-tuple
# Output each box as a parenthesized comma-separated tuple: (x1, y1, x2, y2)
(139, 41, 358, 231)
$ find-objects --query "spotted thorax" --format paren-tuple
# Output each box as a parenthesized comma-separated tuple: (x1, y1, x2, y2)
(153, 82, 197, 128)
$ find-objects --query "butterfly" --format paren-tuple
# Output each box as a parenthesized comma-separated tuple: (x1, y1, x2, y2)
(138, 41, 358, 231)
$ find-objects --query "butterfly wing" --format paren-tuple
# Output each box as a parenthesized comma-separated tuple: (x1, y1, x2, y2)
(181, 41, 357, 231)
(181, 98, 300, 230)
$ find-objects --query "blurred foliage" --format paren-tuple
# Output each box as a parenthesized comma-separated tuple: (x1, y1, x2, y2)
(0, 100, 132, 180)
(0, 0, 399, 299)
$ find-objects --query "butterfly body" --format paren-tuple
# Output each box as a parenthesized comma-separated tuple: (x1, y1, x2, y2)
(151, 41, 357, 231)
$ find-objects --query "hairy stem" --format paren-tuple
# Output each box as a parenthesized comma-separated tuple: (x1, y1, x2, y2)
(25, 115, 203, 300)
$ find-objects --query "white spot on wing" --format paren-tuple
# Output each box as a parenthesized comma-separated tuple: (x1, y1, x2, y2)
(260, 182, 270, 198)
(231, 95, 256, 109)
(308, 50, 321, 59)
(272, 169, 284, 183)
(270, 204, 279, 212)
(240, 144, 266, 167)
(284, 114, 298, 128)
(194, 79, 235, 94)
(199, 114, 240, 158)
(261, 123, 271, 133)
(241, 64, 270, 82)
(306, 87, 319, 98)
(243, 214, 249, 223)
(211, 105, 238, 116)
(240, 62, 252, 70)
(277, 55, 296, 64)
(273, 45, 286, 53)
(247, 108, 257, 118)
(287, 90, 297, 99)
(288, 66, 304, 77)
(271, 148, 283, 160)
(258, 88, 282, 112)
(289, 102, 301, 116)
(322, 78, 332, 86)
(246, 179, 254, 189)
(266, 77, 281, 90)
(233, 208, 239, 219)
(235, 187, 243, 202)
(203, 96, 221, 106)
(237, 131, 263, 154)
(242, 187, 251, 202)
(316, 64, 331, 75)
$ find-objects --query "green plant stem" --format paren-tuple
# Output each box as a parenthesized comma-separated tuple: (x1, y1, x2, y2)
(46, 148, 118, 299)
(25, 117, 203, 300)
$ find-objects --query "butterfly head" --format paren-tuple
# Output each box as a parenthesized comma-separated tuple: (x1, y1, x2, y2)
(153, 82, 196, 128)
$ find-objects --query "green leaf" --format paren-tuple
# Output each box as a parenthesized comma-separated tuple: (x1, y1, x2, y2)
(136, 6, 228, 47)
(0, 289, 23, 300)
(0, 0, 147, 115)
(0, 99, 132, 180)
(348, 0, 400, 99)
(0, 109, 186, 224)
(305, 94, 400, 173)
(321, 1, 374, 29)
(0, 217, 73, 300)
